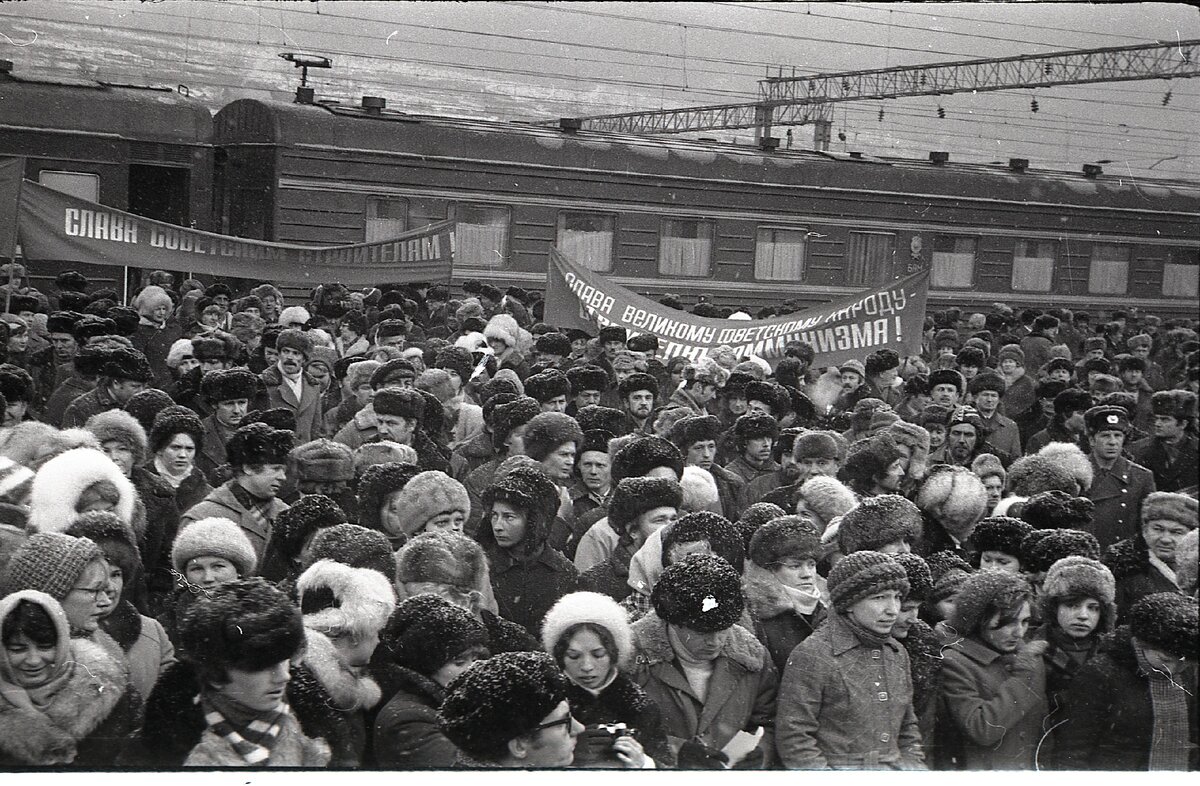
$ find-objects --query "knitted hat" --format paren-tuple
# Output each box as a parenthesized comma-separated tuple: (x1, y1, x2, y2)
(63, 511, 141, 588)
(171, 517, 257, 577)
(927, 550, 973, 604)
(798, 475, 857, 526)
(928, 368, 965, 395)
(972, 516, 1033, 559)
(380, 592, 489, 677)
(523, 370, 570, 404)
(1036, 442, 1094, 493)
(651, 553, 744, 632)
(28, 447, 136, 534)
(85, 408, 148, 465)
(1021, 491, 1094, 530)
(386, 471, 471, 537)
(289, 439, 354, 483)
(827, 550, 910, 612)
(1129, 593, 1198, 661)
(566, 365, 609, 395)
(372, 387, 425, 423)
(733, 411, 778, 442)
(226, 422, 293, 468)
(948, 570, 1031, 635)
(1021, 528, 1101, 574)
(667, 414, 721, 450)
(296, 558, 396, 638)
(438, 651, 570, 762)
(915, 465, 989, 540)
(574, 405, 627, 437)
(749, 515, 820, 567)
(522, 412, 584, 462)
(617, 372, 657, 399)
(837, 494, 923, 554)
(610, 436, 684, 483)
(272, 494, 347, 558)
(608, 477, 682, 539)
(148, 405, 205, 455)
(542, 591, 634, 670)
(735, 503, 787, 549)
(177, 578, 306, 673)
(304, 523, 396, 579)
(893, 553, 933, 601)
(200, 368, 257, 403)
(1150, 390, 1197, 421)
(792, 430, 847, 462)
(1041, 556, 1117, 633)
(1, 533, 103, 600)
(1141, 491, 1198, 530)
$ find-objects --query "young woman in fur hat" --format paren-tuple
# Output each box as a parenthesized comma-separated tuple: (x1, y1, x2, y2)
(146, 405, 212, 515)
(0, 591, 139, 766)
(542, 591, 671, 768)
(743, 516, 828, 672)
(157, 516, 258, 645)
(1104, 491, 1197, 619)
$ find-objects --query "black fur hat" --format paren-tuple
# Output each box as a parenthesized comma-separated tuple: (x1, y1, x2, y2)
(598, 326, 627, 345)
(579, 428, 616, 456)
(651, 553, 744, 632)
(55, 270, 90, 292)
(972, 516, 1034, 559)
(149, 405, 205, 454)
(722, 371, 754, 398)
(839, 433, 904, 494)
(928, 368, 965, 396)
(865, 349, 901, 377)
(490, 396, 541, 447)
(534, 332, 571, 357)
(617, 371, 657, 399)
(749, 515, 819, 567)
(306, 523, 397, 579)
(370, 359, 417, 389)
(1021, 490, 1094, 530)
(373, 387, 425, 422)
(574, 404, 627, 436)
(177, 578, 305, 673)
(608, 477, 683, 538)
(523, 370, 571, 404)
(626, 333, 658, 353)
(662, 511, 744, 572)
(1130, 593, 1198, 660)
(481, 466, 559, 554)
(1151, 389, 1198, 421)
(566, 364, 609, 395)
(1053, 388, 1093, 416)
(46, 310, 83, 336)
(956, 346, 987, 370)
(239, 408, 297, 432)
(58, 291, 92, 312)
(200, 368, 258, 403)
(357, 461, 422, 533)
(434, 346, 474, 385)
(735, 502, 787, 550)
(667, 414, 721, 450)
(106, 306, 140, 336)
(125, 389, 176, 436)
(226, 422, 294, 467)
(1020, 528, 1101, 573)
(733, 411, 778, 442)
(745, 380, 787, 416)
(611, 436, 684, 483)
(272, 494, 347, 558)
(0, 364, 33, 403)
(522, 412, 584, 461)
(381, 593, 489, 678)
(967, 371, 1006, 397)
(893, 552, 933, 601)
(99, 347, 152, 382)
(70, 315, 115, 345)
(838, 493, 923, 554)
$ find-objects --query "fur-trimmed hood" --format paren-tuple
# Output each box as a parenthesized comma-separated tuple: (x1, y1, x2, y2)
(630, 610, 765, 673)
(28, 447, 136, 534)
(300, 628, 382, 712)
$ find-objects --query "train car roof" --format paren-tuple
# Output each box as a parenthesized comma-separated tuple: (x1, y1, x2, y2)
(0, 71, 212, 144)
(213, 97, 1200, 212)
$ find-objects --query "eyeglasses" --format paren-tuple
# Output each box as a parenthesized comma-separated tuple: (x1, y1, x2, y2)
(70, 585, 114, 600)
(533, 714, 575, 734)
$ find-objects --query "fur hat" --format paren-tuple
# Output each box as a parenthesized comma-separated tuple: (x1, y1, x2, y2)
(542, 591, 634, 670)
(357, 462, 422, 533)
(271, 494, 347, 559)
(296, 558, 396, 639)
(388, 471, 471, 537)
(200, 368, 258, 403)
(949, 569, 1031, 635)
(240, 408, 296, 432)
(380, 593, 489, 678)
(522, 412, 584, 462)
(972, 516, 1033, 559)
(132, 285, 172, 318)
(884, 422, 930, 479)
(1021, 528, 1101, 574)
(668, 414, 721, 450)
(438, 651, 570, 762)
(682, 357, 730, 388)
(997, 344, 1025, 367)
(534, 332, 572, 357)
(566, 364, 609, 395)
(84, 408, 148, 465)
(574, 405, 627, 436)
(915, 465, 989, 541)
(396, 530, 489, 595)
(927, 550, 973, 603)
(1150, 390, 1197, 421)
(1, 533, 103, 600)
(371, 359, 417, 389)
(798, 476, 857, 526)
(483, 313, 521, 349)
(1036, 442, 1093, 493)
(608, 477, 682, 539)
(749, 515, 820, 567)
(125, 388, 175, 435)
(680, 466, 720, 514)
(191, 334, 235, 362)
(305, 523, 396, 579)
(46, 310, 82, 336)
(865, 349, 901, 377)
(55, 270, 90, 292)
(178, 578, 305, 673)
(171, 517, 258, 577)
(1021, 490, 1094, 530)
(481, 466, 559, 554)
(1141, 491, 1198, 530)
(967, 371, 1006, 397)
(0, 365, 32, 404)
(893, 552, 933, 601)
(278, 305, 311, 327)
(839, 359, 866, 379)
(662, 512, 744, 573)
(28, 447, 136, 534)
(490, 396, 540, 448)
(598, 326, 627, 345)
(290, 439, 354, 483)
(733, 411, 778, 442)
(840, 433, 904, 492)
(148, 406, 205, 455)
(275, 327, 313, 357)
(523, 370, 570, 404)
(433, 347, 473, 385)
(226, 422, 293, 468)
(1129, 593, 1198, 661)
(610, 436, 684, 483)
(372, 387, 425, 423)
(1006, 454, 1077, 497)
(62, 511, 139, 589)
(928, 368, 965, 396)
(617, 372, 657, 400)
(98, 347, 152, 382)
(792, 430, 848, 462)
(736, 503, 787, 549)
(838, 494, 923, 554)
(651, 553, 744, 632)
(970, 453, 1006, 485)
(1040, 556, 1117, 633)
(827, 550, 910, 613)
(626, 333, 657, 353)
(375, 319, 408, 342)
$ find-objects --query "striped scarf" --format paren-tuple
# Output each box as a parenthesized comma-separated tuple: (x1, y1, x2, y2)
(230, 480, 278, 537)
(201, 694, 292, 765)
(1134, 639, 1192, 771)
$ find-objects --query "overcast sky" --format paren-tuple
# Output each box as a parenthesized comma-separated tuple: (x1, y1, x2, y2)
(3, 1, 1197, 178)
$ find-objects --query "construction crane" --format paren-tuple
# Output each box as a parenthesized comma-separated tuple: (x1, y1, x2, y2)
(548, 38, 1200, 147)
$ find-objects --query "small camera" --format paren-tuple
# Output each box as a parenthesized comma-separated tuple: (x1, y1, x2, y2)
(578, 722, 635, 757)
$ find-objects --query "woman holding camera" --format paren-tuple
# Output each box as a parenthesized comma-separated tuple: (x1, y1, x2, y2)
(542, 591, 671, 768)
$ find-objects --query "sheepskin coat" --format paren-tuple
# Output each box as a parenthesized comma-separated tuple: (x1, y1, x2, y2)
(371, 663, 458, 768)
(629, 611, 777, 765)
(291, 628, 382, 767)
(0, 635, 139, 766)
(742, 571, 827, 673)
(1103, 535, 1182, 619)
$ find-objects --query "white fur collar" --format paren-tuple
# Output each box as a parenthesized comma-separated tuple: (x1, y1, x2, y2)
(302, 628, 382, 711)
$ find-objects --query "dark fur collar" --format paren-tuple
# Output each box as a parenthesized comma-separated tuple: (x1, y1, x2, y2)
(133, 661, 206, 765)
(371, 661, 444, 709)
(100, 600, 143, 652)
(1103, 536, 1149, 579)
(565, 672, 647, 720)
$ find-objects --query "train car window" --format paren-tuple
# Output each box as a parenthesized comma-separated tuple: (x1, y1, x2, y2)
(1011, 240, 1057, 292)
(754, 227, 807, 282)
(659, 219, 714, 277)
(1088, 243, 1130, 295)
(1162, 248, 1199, 299)
(930, 236, 976, 288)
(366, 197, 409, 242)
(557, 212, 615, 273)
(846, 231, 895, 286)
(38, 171, 100, 202)
(452, 204, 511, 269)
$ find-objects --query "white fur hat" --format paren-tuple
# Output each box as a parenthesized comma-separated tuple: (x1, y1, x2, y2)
(915, 464, 989, 541)
(680, 465, 721, 514)
(1036, 441, 1094, 493)
(133, 285, 172, 317)
(483, 313, 521, 349)
(166, 338, 195, 369)
(541, 591, 635, 670)
(799, 475, 858, 528)
(454, 331, 488, 353)
(296, 558, 397, 638)
(171, 517, 257, 577)
(28, 447, 136, 534)
(278, 305, 311, 327)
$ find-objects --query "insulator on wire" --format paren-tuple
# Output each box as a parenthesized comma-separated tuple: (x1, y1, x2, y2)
(838, 130, 847, 141)
(1030, 98, 1039, 113)
(878, 108, 885, 122)
(937, 106, 945, 119)
(1162, 90, 1172, 105)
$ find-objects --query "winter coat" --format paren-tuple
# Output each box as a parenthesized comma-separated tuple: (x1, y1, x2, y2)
(195, 414, 234, 486)
(290, 628, 382, 767)
(146, 461, 212, 518)
(1103, 535, 1183, 620)
(371, 664, 459, 768)
(579, 541, 636, 602)
(323, 395, 363, 437)
(1085, 455, 1156, 550)
(937, 635, 1050, 770)
(0, 634, 139, 766)
(1020, 331, 1055, 377)
(899, 619, 944, 762)
(1129, 435, 1199, 494)
(101, 599, 176, 708)
(260, 364, 325, 443)
(131, 465, 182, 603)
(131, 320, 183, 389)
(463, 456, 501, 536)
(42, 371, 94, 427)
(709, 463, 748, 520)
(180, 480, 289, 565)
(742, 571, 827, 673)
(184, 713, 330, 767)
(566, 672, 674, 768)
(1053, 626, 1199, 770)
(480, 607, 540, 653)
(776, 611, 923, 770)
(60, 383, 120, 428)
(629, 611, 777, 766)
(333, 403, 379, 450)
(483, 542, 580, 636)
(448, 429, 496, 480)
(724, 456, 780, 488)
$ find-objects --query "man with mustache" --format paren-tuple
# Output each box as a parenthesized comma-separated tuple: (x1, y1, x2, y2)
(259, 328, 324, 443)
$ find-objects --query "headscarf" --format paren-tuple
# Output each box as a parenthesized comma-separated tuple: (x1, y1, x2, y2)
(0, 590, 74, 713)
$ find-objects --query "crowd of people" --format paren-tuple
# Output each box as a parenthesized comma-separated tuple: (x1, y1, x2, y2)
(0, 262, 1195, 770)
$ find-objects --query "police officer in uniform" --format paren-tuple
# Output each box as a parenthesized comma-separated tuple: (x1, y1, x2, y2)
(1084, 405, 1156, 550)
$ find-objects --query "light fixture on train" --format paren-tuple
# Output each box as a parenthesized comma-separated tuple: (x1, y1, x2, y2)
(279, 52, 332, 105)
